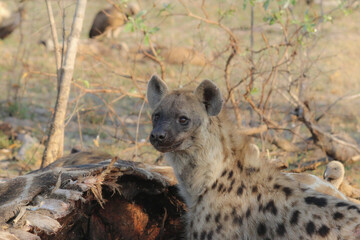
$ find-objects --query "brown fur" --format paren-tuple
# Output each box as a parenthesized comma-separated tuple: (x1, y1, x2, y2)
(147, 76, 360, 240)
(89, 3, 139, 39)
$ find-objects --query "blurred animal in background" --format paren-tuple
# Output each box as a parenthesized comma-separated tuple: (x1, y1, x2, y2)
(324, 160, 360, 203)
(0, 5, 26, 40)
(0, 1, 11, 25)
(89, 2, 140, 39)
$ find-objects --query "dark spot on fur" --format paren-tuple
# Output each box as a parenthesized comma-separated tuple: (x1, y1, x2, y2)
(211, 180, 218, 190)
(193, 232, 198, 239)
(198, 195, 203, 203)
(207, 230, 213, 240)
(205, 214, 211, 222)
(306, 221, 316, 236)
(228, 179, 235, 193)
(318, 225, 330, 237)
(258, 203, 263, 212)
(265, 200, 278, 215)
(224, 214, 229, 221)
(257, 223, 267, 236)
(305, 196, 327, 207)
(237, 186, 244, 196)
(333, 212, 344, 220)
(282, 187, 293, 198)
(348, 205, 360, 211)
(215, 213, 221, 223)
(312, 214, 321, 220)
(216, 225, 222, 233)
(200, 230, 207, 240)
(218, 183, 224, 192)
(273, 184, 281, 189)
(268, 176, 273, 181)
(227, 170, 234, 179)
(245, 167, 259, 175)
(276, 223, 286, 236)
(257, 193, 262, 201)
(233, 215, 243, 226)
(237, 161, 243, 172)
(300, 187, 308, 192)
(290, 210, 300, 225)
(231, 209, 236, 216)
(246, 208, 251, 218)
(252, 186, 258, 193)
(221, 170, 228, 177)
(336, 202, 349, 207)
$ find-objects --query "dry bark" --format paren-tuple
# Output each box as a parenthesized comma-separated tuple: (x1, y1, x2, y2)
(42, 0, 87, 168)
(0, 158, 185, 240)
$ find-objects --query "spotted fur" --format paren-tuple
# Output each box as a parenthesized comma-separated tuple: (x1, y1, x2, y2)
(147, 75, 360, 240)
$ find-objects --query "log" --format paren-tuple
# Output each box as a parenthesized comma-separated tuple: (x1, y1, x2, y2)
(0, 157, 185, 240)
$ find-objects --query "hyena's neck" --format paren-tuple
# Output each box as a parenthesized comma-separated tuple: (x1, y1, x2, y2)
(165, 116, 234, 207)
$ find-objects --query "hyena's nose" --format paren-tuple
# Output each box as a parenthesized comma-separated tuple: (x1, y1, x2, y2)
(150, 130, 167, 142)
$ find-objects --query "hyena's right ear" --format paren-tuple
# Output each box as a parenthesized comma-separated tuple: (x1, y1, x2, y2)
(147, 74, 169, 109)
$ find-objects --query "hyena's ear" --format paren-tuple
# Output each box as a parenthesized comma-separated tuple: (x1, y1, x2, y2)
(194, 80, 223, 116)
(147, 74, 169, 109)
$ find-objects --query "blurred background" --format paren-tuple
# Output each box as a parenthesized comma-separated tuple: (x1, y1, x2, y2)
(0, 0, 359, 185)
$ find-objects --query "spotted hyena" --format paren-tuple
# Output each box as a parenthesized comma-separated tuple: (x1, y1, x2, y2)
(147, 74, 360, 240)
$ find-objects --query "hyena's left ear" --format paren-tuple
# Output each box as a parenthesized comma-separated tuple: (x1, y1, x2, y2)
(194, 80, 223, 116)
(147, 74, 169, 109)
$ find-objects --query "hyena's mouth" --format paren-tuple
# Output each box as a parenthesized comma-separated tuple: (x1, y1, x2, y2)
(152, 140, 184, 153)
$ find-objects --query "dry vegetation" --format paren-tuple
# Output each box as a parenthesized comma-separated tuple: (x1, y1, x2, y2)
(0, 0, 359, 185)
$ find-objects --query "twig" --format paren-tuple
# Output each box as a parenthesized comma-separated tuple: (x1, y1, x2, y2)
(288, 157, 329, 173)
(238, 125, 268, 135)
(316, 93, 360, 122)
(76, 111, 83, 149)
(135, 99, 146, 161)
(45, 0, 61, 88)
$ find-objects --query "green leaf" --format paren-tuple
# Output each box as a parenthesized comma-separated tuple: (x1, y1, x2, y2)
(263, 0, 270, 10)
(250, 87, 258, 95)
(83, 80, 90, 88)
(135, 10, 147, 18)
(124, 21, 134, 32)
(243, 0, 248, 10)
(144, 34, 150, 46)
(158, 3, 173, 15)
(148, 26, 160, 34)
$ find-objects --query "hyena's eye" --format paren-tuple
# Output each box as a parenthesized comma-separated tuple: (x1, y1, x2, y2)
(153, 113, 160, 122)
(178, 116, 190, 125)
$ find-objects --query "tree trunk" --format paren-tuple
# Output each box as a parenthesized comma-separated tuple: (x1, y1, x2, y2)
(41, 0, 87, 168)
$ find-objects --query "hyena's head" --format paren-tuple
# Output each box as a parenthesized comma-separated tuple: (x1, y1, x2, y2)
(147, 74, 223, 153)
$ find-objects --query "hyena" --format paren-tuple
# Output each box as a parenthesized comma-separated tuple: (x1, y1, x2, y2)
(147, 74, 360, 240)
